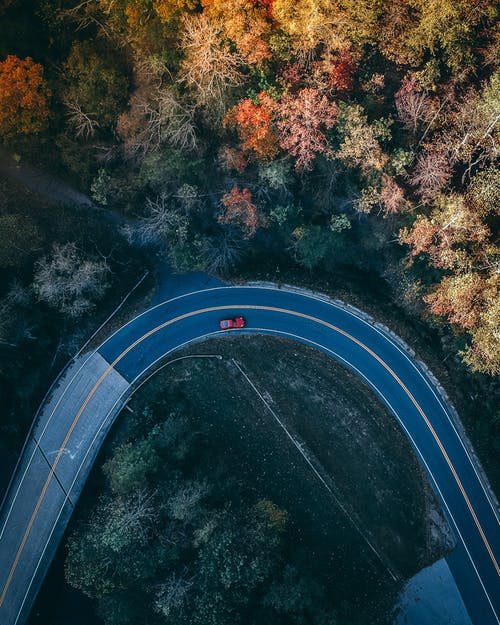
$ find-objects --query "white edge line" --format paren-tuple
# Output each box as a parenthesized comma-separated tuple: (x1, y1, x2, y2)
(246, 282, 500, 522)
(0, 350, 100, 540)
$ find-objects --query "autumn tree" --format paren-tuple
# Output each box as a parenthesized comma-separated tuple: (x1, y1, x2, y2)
(217, 145, 248, 173)
(202, 0, 273, 64)
(424, 273, 490, 329)
(409, 148, 452, 203)
(378, 0, 420, 66)
(425, 273, 500, 375)
(271, 0, 338, 53)
(63, 41, 129, 131)
(401, 193, 498, 373)
(118, 85, 198, 160)
(462, 294, 500, 375)
(178, 14, 245, 120)
(400, 194, 490, 271)
(272, 0, 368, 53)
(379, 0, 498, 72)
(62, 0, 173, 53)
(443, 71, 500, 179)
(0, 55, 50, 141)
(334, 102, 390, 176)
(154, 0, 198, 24)
(278, 88, 338, 170)
(324, 47, 356, 93)
(218, 187, 266, 238)
(395, 75, 435, 138)
(224, 91, 279, 160)
(466, 165, 499, 217)
(379, 175, 408, 215)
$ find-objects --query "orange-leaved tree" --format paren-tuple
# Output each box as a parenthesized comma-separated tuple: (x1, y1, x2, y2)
(218, 187, 266, 238)
(202, 0, 273, 64)
(423, 273, 491, 330)
(224, 92, 279, 160)
(0, 55, 50, 140)
(154, 0, 198, 23)
(400, 195, 490, 271)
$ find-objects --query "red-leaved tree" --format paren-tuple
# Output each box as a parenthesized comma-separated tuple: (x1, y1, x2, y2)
(326, 49, 356, 93)
(218, 187, 266, 238)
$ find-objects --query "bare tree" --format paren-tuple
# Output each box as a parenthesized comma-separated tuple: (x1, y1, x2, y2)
(179, 14, 245, 120)
(167, 479, 211, 521)
(32, 242, 110, 318)
(445, 74, 500, 180)
(408, 149, 452, 203)
(395, 75, 434, 137)
(101, 489, 157, 552)
(117, 86, 198, 160)
(64, 101, 100, 139)
(155, 572, 193, 618)
(145, 87, 198, 152)
(124, 193, 190, 249)
(201, 232, 243, 275)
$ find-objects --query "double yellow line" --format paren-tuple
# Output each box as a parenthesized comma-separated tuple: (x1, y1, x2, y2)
(1, 304, 498, 613)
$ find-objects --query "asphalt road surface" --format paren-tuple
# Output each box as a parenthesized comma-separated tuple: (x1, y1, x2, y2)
(0, 284, 498, 625)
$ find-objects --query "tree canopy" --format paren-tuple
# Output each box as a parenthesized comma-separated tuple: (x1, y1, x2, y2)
(0, 55, 50, 140)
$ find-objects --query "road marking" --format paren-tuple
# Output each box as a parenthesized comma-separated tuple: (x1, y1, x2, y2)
(1, 304, 498, 615)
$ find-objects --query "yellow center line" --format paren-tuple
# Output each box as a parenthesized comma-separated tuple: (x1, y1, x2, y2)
(1, 304, 498, 611)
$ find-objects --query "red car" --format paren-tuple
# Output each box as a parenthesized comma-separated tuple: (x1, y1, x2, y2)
(219, 316, 246, 330)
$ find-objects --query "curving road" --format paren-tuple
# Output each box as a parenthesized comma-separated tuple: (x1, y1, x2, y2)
(0, 283, 498, 625)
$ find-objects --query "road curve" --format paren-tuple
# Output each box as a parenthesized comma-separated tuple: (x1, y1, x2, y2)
(0, 283, 498, 625)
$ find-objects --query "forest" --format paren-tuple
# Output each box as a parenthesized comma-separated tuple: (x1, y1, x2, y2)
(0, 0, 498, 371)
(65, 388, 344, 625)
